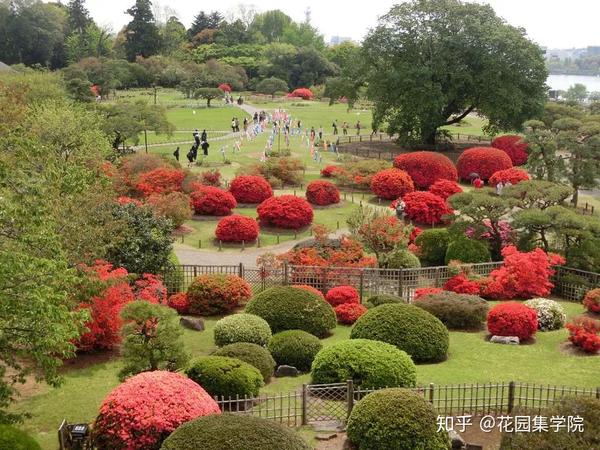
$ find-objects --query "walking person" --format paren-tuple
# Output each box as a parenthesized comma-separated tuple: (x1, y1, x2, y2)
(173, 146, 180, 162)
(192, 142, 198, 162)
(318, 125, 323, 141)
(243, 117, 248, 132)
(355, 120, 361, 135)
(186, 146, 195, 167)
(231, 118, 236, 133)
(193, 129, 200, 147)
(310, 126, 316, 141)
(201, 129, 207, 142)
(332, 120, 338, 135)
(342, 121, 348, 135)
(201, 140, 210, 157)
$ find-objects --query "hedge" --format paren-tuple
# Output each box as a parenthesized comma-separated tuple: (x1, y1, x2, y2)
(186, 274, 252, 315)
(445, 237, 491, 264)
(0, 425, 41, 450)
(350, 304, 449, 363)
(311, 339, 417, 389)
(414, 291, 489, 330)
(213, 313, 272, 347)
(414, 228, 450, 266)
(268, 330, 322, 371)
(245, 287, 336, 337)
(212, 343, 275, 381)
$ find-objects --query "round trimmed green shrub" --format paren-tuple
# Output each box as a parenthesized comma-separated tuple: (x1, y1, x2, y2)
(213, 313, 272, 347)
(268, 330, 322, 372)
(245, 287, 336, 337)
(185, 356, 263, 398)
(0, 425, 41, 450)
(212, 342, 276, 381)
(161, 414, 311, 450)
(414, 291, 489, 330)
(381, 248, 421, 269)
(350, 304, 449, 363)
(523, 298, 566, 331)
(310, 339, 416, 389)
(347, 388, 449, 450)
(445, 237, 491, 264)
(364, 294, 405, 309)
(414, 229, 450, 266)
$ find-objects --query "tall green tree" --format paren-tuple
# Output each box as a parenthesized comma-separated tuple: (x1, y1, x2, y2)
(188, 10, 222, 38)
(160, 16, 186, 56)
(124, 0, 161, 61)
(250, 10, 292, 42)
(565, 83, 588, 103)
(66, 0, 91, 35)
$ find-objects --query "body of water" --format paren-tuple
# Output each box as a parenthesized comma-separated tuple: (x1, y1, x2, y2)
(547, 74, 600, 92)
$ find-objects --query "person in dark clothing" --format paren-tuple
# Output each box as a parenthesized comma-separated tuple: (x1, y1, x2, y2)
(193, 129, 200, 146)
(253, 112, 259, 123)
(186, 146, 194, 167)
(332, 120, 338, 135)
(201, 140, 209, 156)
(192, 143, 199, 161)
(201, 130, 207, 142)
(173, 146, 180, 162)
(310, 127, 316, 140)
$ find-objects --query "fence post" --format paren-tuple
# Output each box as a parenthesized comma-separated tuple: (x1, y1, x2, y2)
(507, 381, 516, 414)
(301, 384, 308, 425)
(596, 387, 600, 399)
(284, 262, 289, 285)
(238, 263, 244, 278)
(429, 383, 435, 404)
(398, 268, 403, 300)
(359, 271, 364, 303)
(346, 379, 355, 421)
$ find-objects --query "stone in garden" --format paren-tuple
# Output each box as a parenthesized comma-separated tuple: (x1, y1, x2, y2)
(275, 365, 299, 377)
(449, 430, 466, 449)
(315, 433, 338, 441)
(180, 316, 205, 331)
(490, 335, 519, 345)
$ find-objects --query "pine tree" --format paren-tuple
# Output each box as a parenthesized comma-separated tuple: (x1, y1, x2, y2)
(67, 0, 91, 35)
(124, 0, 161, 61)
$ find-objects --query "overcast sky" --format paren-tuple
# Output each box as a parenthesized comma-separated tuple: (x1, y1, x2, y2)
(82, 0, 599, 49)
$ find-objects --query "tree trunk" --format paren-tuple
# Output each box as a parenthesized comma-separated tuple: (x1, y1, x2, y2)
(207, 98, 211, 107)
(572, 186, 579, 208)
(422, 128, 437, 145)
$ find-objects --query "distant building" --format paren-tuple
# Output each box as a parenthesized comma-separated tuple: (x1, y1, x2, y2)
(329, 36, 353, 46)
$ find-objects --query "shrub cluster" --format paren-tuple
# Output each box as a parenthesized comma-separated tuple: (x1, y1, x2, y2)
(325, 285, 359, 307)
(335, 303, 368, 324)
(288, 88, 313, 99)
(428, 179, 463, 200)
(370, 168, 415, 200)
(415, 291, 489, 330)
(320, 165, 342, 178)
(167, 292, 189, 314)
(488, 167, 530, 186)
(256, 195, 313, 229)
(212, 343, 275, 382)
(215, 215, 259, 243)
(364, 294, 404, 309)
(380, 248, 421, 269)
(566, 318, 600, 353)
(186, 274, 252, 315)
(213, 313, 272, 347)
(403, 191, 452, 225)
(487, 302, 538, 340)
(583, 288, 600, 313)
(135, 167, 186, 196)
(332, 159, 389, 190)
(492, 135, 529, 166)
(229, 175, 273, 204)
(523, 298, 566, 331)
(305, 180, 340, 206)
(311, 339, 417, 389)
(393, 151, 457, 189)
(185, 356, 263, 398)
(245, 287, 336, 337)
(190, 186, 237, 216)
(146, 191, 192, 228)
(414, 228, 450, 266)
(445, 237, 491, 264)
(456, 147, 513, 181)
(268, 330, 322, 371)
(351, 303, 449, 363)
(443, 273, 482, 295)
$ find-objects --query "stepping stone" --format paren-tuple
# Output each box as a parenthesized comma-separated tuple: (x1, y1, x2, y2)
(180, 316, 205, 331)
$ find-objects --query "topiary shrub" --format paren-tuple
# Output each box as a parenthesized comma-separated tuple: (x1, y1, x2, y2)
(414, 228, 450, 266)
(213, 313, 272, 347)
(186, 274, 252, 316)
(311, 339, 417, 389)
(429, 179, 463, 200)
(488, 167, 530, 186)
(161, 414, 311, 450)
(212, 343, 275, 382)
(403, 191, 452, 225)
(335, 303, 368, 324)
(380, 247, 421, 269)
(523, 298, 566, 331)
(364, 294, 405, 309)
(190, 186, 237, 216)
(457, 147, 513, 181)
(583, 288, 600, 313)
(93, 371, 220, 450)
(492, 135, 529, 166)
(370, 168, 415, 200)
(415, 291, 489, 330)
(487, 302, 538, 340)
(347, 388, 449, 450)
(245, 287, 336, 337)
(229, 175, 273, 204)
(445, 237, 491, 264)
(215, 215, 259, 243)
(167, 292, 189, 314)
(393, 151, 457, 189)
(292, 284, 324, 299)
(185, 356, 263, 398)
(0, 425, 41, 450)
(256, 195, 313, 229)
(325, 285, 360, 307)
(305, 180, 340, 206)
(350, 303, 449, 363)
(268, 330, 322, 371)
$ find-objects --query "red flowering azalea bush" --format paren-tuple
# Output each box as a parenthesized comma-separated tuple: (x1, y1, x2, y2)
(306, 180, 340, 206)
(93, 371, 220, 450)
(403, 191, 452, 225)
(566, 318, 600, 353)
(335, 303, 368, 324)
(257, 195, 313, 229)
(456, 147, 513, 181)
(321, 165, 343, 178)
(583, 289, 600, 314)
(325, 286, 360, 307)
(229, 175, 273, 204)
(215, 215, 259, 243)
(133, 273, 167, 304)
(428, 180, 463, 200)
(293, 284, 325, 299)
(190, 186, 237, 216)
(136, 167, 186, 197)
(370, 168, 415, 200)
(414, 287, 443, 299)
(186, 274, 252, 315)
(491, 135, 529, 166)
(199, 169, 222, 187)
(288, 88, 313, 99)
(117, 196, 143, 206)
(487, 302, 538, 340)
(443, 274, 482, 295)
(393, 151, 458, 189)
(488, 168, 530, 186)
(218, 83, 232, 92)
(167, 292, 189, 314)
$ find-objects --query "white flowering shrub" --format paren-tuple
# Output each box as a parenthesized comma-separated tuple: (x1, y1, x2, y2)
(524, 298, 566, 331)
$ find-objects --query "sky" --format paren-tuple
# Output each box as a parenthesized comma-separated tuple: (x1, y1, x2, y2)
(81, 0, 600, 49)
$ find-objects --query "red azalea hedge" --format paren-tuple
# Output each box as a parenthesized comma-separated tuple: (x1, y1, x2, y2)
(428, 179, 463, 200)
(414, 287, 444, 299)
(487, 302, 538, 340)
(190, 186, 237, 216)
(403, 191, 452, 225)
(456, 147, 513, 181)
(293, 284, 325, 299)
(93, 371, 220, 450)
(370, 168, 415, 200)
(491, 135, 529, 166)
(335, 303, 368, 324)
(257, 195, 313, 229)
(306, 180, 340, 206)
(136, 167, 186, 197)
(566, 318, 600, 353)
(325, 286, 360, 307)
(321, 165, 342, 178)
(287, 88, 313, 99)
(488, 168, 530, 186)
(167, 292, 189, 314)
(229, 175, 273, 204)
(215, 215, 259, 243)
(583, 289, 600, 314)
(443, 274, 482, 295)
(393, 151, 457, 189)
(186, 274, 252, 316)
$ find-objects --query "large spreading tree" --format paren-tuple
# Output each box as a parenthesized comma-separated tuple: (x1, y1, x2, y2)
(356, 0, 548, 144)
